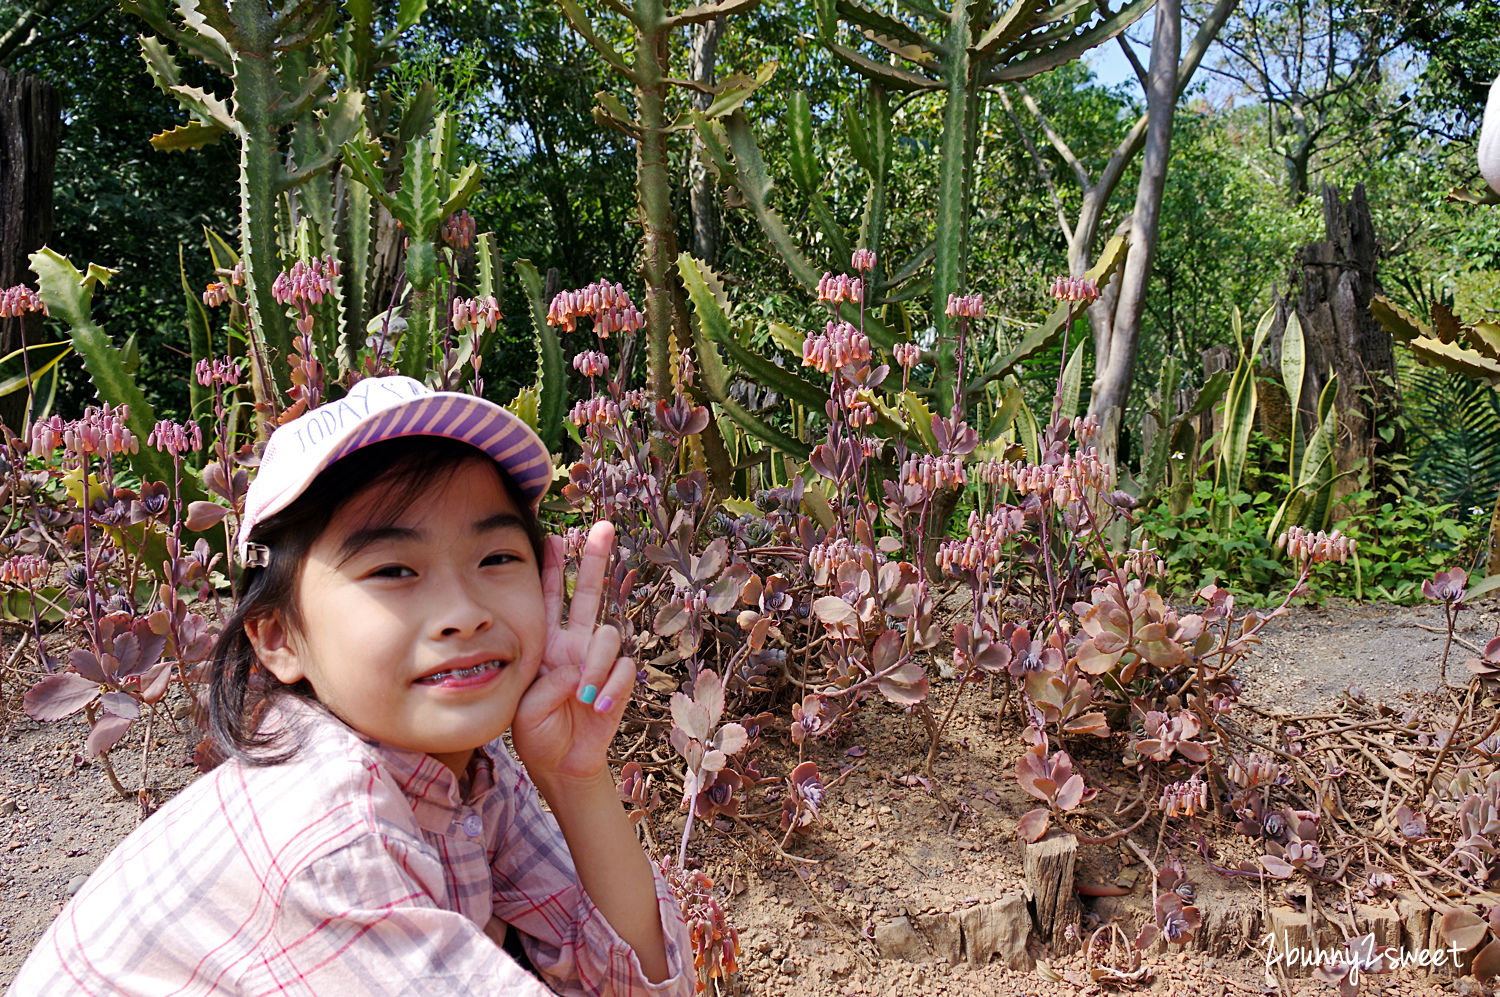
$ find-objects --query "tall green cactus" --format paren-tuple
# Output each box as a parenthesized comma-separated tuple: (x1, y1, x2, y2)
(121, 0, 427, 384)
(1373, 295, 1500, 382)
(29, 249, 207, 503)
(698, 0, 1152, 412)
(557, 0, 767, 490)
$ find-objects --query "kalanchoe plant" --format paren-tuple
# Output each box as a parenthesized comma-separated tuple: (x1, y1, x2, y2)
(1258, 807, 1327, 879)
(14, 401, 228, 796)
(1131, 858, 1202, 950)
(1468, 635, 1500, 686)
(660, 861, 742, 996)
(1440, 903, 1500, 983)
(669, 669, 749, 863)
(1015, 741, 1096, 843)
(1310, 936, 1391, 996)
(779, 760, 826, 846)
(1423, 566, 1469, 686)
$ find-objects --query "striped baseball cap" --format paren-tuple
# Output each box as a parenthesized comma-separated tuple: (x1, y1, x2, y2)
(236, 376, 551, 558)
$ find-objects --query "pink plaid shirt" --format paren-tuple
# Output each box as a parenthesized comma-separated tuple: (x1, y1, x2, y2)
(9, 701, 691, 996)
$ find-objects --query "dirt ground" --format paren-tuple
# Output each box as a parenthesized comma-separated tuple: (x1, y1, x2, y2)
(2, 599, 1495, 995)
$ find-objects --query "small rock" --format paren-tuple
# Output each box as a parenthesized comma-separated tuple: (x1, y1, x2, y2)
(0, 799, 16, 814)
(779, 958, 797, 975)
(67, 875, 87, 895)
(915, 913, 963, 965)
(874, 916, 928, 961)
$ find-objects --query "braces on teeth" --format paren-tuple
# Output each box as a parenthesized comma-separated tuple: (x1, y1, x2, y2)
(424, 660, 501, 681)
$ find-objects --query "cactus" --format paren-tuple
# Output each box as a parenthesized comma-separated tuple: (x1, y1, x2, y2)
(696, 0, 1151, 412)
(29, 249, 207, 502)
(676, 241, 1126, 464)
(1372, 295, 1500, 383)
(514, 260, 569, 451)
(120, 0, 431, 388)
(341, 110, 483, 381)
(557, 0, 768, 489)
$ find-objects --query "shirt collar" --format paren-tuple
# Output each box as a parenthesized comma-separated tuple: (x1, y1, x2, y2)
(270, 697, 498, 820)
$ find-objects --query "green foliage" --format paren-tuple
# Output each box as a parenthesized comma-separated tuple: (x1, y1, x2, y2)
(1139, 478, 1287, 599)
(1140, 473, 1481, 606)
(675, 245, 1122, 472)
(1211, 305, 1275, 528)
(699, 0, 1147, 411)
(555, 0, 769, 420)
(120, 0, 430, 385)
(2, 4, 238, 420)
(1322, 495, 1479, 603)
(1404, 366, 1500, 517)
(1137, 354, 1229, 505)
(27, 249, 199, 500)
(513, 260, 567, 450)
(1374, 293, 1500, 382)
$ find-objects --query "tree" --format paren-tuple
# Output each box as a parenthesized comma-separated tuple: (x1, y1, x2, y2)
(1202, 0, 1414, 203)
(1, 1, 236, 420)
(1003, 0, 1237, 462)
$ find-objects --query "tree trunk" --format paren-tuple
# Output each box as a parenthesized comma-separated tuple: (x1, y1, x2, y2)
(1281, 183, 1401, 504)
(687, 17, 724, 266)
(0, 65, 60, 433)
(1087, 0, 1181, 469)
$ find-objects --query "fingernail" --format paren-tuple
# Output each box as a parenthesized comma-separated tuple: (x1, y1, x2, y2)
(594, 695, 614, 714)
(579, 684, 598, 705)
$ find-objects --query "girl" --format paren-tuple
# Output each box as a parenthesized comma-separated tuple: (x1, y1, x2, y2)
(10, 375, 692, 996)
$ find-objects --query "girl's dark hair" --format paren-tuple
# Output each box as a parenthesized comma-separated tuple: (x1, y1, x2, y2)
(206, 435, 545, 764)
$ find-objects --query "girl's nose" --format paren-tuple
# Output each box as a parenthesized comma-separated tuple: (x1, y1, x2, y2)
(432, 575, 493, 638)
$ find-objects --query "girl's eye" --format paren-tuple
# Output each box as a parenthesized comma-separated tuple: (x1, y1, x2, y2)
(369, 564, 416, 579)
(481, 552, 521, 567)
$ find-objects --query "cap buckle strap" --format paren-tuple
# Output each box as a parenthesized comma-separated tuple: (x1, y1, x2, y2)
(243, 543, 272, 569)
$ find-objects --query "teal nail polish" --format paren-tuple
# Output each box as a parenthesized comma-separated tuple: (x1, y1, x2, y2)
(579, 684, 598, 705)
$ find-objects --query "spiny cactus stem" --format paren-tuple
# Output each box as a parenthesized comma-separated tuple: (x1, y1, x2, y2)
(230, 6, 291, 381)
(930, 0, 973, 414)
(633, 1, 680, 408)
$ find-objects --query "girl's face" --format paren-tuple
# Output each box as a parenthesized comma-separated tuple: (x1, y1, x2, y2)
(247, 458, 546, 775)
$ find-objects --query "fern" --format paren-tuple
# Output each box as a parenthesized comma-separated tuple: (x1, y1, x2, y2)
(1405, 366, 1500, 514)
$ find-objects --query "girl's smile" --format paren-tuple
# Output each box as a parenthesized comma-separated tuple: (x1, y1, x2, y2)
(246, 459, 547, 775)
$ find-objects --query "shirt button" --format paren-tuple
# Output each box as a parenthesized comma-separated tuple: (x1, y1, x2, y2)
(461, 813, 484, 838)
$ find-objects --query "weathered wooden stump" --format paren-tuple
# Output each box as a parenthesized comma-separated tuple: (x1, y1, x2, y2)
(958, 894, 1032, 969)
(1022, 830, 1080, 951)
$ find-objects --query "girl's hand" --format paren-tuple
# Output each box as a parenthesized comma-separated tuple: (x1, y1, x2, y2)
(510, 521, 633, 786)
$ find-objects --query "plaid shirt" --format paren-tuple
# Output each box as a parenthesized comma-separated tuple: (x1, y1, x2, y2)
(9, 701, 691, 996)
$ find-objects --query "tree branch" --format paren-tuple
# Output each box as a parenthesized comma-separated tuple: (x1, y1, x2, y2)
(997, 88, 1074, 245)
(0, 0, 62, 65)
(1116, 32, 1150, 91)
(1014, 83, 1092, 188)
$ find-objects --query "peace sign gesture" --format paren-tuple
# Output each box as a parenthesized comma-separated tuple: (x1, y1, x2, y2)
(510, 521, 634, 786)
